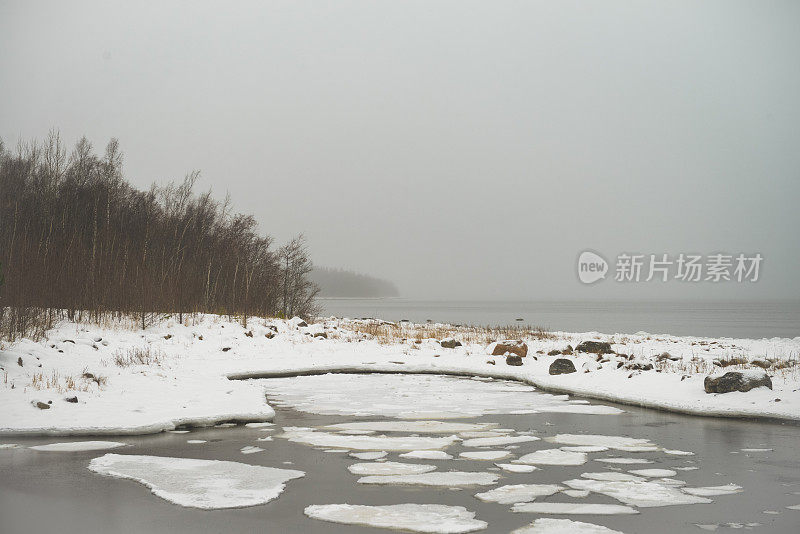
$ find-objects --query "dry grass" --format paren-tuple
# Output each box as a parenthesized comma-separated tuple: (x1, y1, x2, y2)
(112, 346, 164, 367)
(332, 320, 556, 345)
(27, 370, 94, 393)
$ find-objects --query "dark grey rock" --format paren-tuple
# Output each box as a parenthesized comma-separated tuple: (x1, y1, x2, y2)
(704, 370, 772, 394)
(440, 338, 461, 349)
(575, 341, 614, 354)
(506, 354, 523, 366)
(549, 358, 577, 375)
(65, 396, 78, 403)
(33, 401, 50, 410)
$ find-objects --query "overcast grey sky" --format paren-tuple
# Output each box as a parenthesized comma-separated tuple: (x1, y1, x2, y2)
(2, 1, 798, 300)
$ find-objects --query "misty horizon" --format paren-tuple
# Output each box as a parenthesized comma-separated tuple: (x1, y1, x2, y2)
(2, 1, 798, 301)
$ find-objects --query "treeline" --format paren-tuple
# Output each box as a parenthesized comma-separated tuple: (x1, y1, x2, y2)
(0, 132, 317, 341)
(311, 267, 399, 298)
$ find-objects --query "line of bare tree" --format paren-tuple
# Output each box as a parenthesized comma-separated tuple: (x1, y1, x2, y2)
(0, 131, 318, 341)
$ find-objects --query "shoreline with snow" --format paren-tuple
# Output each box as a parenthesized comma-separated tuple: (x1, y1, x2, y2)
(1, 314, 798, 436)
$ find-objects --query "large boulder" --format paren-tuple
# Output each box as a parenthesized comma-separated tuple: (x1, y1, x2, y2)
(704, 370, 772, 394)
(575, 341, 614, 354)
(440, 338, 462, 349)
(492, 340, 528, 358)
(549, 358, 577, 375)
(506, 354, 523, 366)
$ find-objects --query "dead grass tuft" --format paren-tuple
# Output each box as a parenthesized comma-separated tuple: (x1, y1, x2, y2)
(112, 346, 164, 367)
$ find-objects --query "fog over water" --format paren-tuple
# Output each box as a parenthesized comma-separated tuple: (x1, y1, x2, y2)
(2, 1, 798, 301)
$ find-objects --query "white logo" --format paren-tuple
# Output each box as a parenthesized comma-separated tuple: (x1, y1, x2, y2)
(577, 251, 608, 284)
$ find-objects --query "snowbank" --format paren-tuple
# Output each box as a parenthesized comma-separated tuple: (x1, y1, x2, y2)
(1, 314, 798, 436)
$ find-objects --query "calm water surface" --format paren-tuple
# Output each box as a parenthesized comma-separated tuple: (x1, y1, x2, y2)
(1, 374, 799, 533)
(319, 299, 800, 339)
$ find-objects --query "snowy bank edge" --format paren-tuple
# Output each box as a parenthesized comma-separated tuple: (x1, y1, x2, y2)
(0, 409, 275, 437)
(227, 365, 800, 424)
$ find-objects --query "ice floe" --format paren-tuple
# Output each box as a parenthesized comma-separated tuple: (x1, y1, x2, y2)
(595, 457, 653, 465)
(663, 449, 694, 456)
(30, 441, 125, 452)
(512, 502, 638, 515)
(187, 439, 207, 444)
(628, 469, 677, 478)
(682, 484, 743, 497)
(0, 443, 21, 449)
(459, 431, 512, 438)
(563, 478, 712, 507)
(740, 448, 772, 452)
(325, 421, 493, 434)
(280, 429, 458, 451)
(560, 446, 608, 453)
(562, 489, 590, 498)
(263, 374, 619, 418)
(787, 504, 800, 510)
(240, 446, 264, 454)
(516, 449, 588, 465)
(358, 471, 500, 487)
(459, 450, 512, 461)
(461, 435, 539, 447)
(512, 518, 625, 534)
(547, 434, 657, 451)
(496, 463, 537, 473)
(304, 503, 487, 533)
(348, 461, 436, 476)
(350, 451, 388, 460)
(581, 472, 645, 483)
(244, 422, 274, 428)
(475, 483, 563, 504)
(400, 450, 454, 460)
(88, 454, 304, 509)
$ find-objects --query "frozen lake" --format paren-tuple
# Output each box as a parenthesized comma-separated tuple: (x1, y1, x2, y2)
(1, 374, 799, 533)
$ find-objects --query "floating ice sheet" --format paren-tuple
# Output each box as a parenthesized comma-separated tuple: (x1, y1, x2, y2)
(187, 439, 207, 444)
(512, 518, 626, 534)
(561, 446, 608, 453)
(475, 484, 563, 504)
(280, 429, 457, 451)
(262, 374, 619, 418)
(325, 421, 493, 434)
(517, 449, 588, 466)
(496, 463, 537, 473)
(462, 435, 539, 447)
(88, 454, 304, 509)
(459, 431, 512, 438)
(350, 451, 388, 460)
(512, 502, 638, 515)
(595, 457, 653, 465)
(0, 444, 21, 449)
(562, 489, 590, 498)
(682, 484, 743, 497)
(547, 434, 657, 451)
(348, 461, 436, 476)
(244, 422, 274, 428)
(240, 446, 264, 455)
(663, 449, 694, 456)
(581, 472, 645, 483)
(30, 441, 125, 452)
(629, 469, 677, 478)
(400, 450, 454, 460)
(459, 450, 512, 461)
(358, 471, 499, 487)
(304, 504, 487, 533)
(563, 478, 712, 507)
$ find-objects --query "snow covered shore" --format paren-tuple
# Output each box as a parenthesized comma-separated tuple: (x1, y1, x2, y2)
(1, 315, 798, 436)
